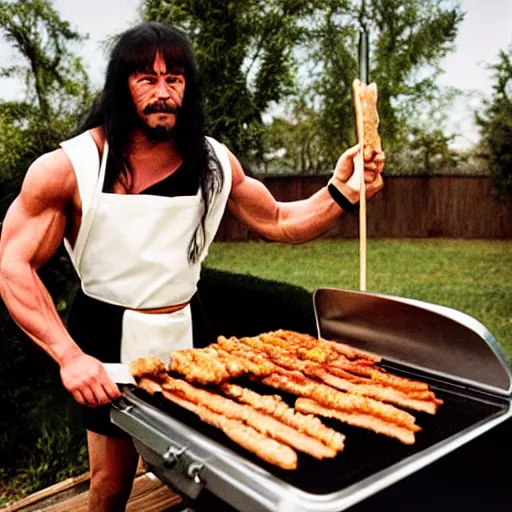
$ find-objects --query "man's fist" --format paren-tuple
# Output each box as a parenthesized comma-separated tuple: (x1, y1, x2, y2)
(60, 352, 121, 407)
(330, 144, 385, 205)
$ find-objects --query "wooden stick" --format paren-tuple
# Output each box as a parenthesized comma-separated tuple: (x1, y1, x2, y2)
(358, 153, 367, 291)
(352, 80, 368, 292)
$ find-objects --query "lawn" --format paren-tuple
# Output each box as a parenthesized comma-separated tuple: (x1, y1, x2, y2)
(204, 239, 512, 359)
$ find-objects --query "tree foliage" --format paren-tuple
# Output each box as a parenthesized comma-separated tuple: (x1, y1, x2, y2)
(0, 0, 90, 497)
(0, 0, 91, 211)
(298, 0, 464, 174)
(476, 46, 512, 200)
(155, 0, 464, 174)
(143, 0, 317, 162)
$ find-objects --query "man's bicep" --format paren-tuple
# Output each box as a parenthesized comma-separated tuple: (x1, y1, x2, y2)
(228, 171, 281, 234)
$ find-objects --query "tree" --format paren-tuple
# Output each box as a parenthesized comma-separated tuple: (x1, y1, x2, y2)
(476, 45, 512, 201)
(143, 1, 463, 174)
(143, 0, 317, 162)
(304, 0, 464, 173)
(0, 0, 91, 499)
(0, 0, 92, 211)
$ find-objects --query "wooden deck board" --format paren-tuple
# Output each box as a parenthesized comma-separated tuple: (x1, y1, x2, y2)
(1, 472, 181, 512)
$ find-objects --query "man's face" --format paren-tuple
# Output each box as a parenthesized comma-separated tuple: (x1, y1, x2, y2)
(128, 53, 186, 140)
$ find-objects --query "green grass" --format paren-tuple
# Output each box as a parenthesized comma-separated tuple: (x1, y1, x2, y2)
(204, 239, 512, 358)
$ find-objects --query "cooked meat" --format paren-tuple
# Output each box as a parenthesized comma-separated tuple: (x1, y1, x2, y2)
(161, 376, 336, 460)
(328, 359, 431, 392)
(161, 389, 298, 470)
(137, 377, 163, 395)
(261, 373, 419, 431)
(129, 357, 167, 379)
(221, 383, 345, 452)
(306, 367, 440, 414)
(296, 398, 415, 445)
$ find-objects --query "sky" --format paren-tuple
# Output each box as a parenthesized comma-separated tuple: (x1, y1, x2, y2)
(0, 0, 511, 149)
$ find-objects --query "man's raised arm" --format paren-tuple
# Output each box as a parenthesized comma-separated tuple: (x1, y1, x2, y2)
(226, 146, 385, 243)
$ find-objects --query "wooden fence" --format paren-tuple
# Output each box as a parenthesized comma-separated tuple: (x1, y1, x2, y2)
(215, 175, 512, 241)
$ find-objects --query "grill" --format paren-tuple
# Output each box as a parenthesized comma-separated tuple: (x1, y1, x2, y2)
(111, 288, 512, 512)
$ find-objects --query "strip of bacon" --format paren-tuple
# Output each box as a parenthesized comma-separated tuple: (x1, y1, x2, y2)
(161, 376, 337, 460)
(305, 367, 440, 414)
(260, 330, 381, 363)
(220, 383, 345, 452)
(325, 365, 441, 403)
(320, 338, 381, 362)
(261, 373, 420, 431)
(328, 358, 427, 388)
(296, 398, 415, 445)
(166, 389, 298, 470)
(137, 377, 298, 469)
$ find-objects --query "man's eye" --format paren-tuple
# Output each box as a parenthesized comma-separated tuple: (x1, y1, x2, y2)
(142, 77, 156, 84)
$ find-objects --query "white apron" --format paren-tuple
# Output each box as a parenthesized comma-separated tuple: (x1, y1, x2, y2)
(61, 132, 232, 365)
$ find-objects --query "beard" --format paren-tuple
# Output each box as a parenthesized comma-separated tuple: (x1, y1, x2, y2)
(144, 122, 175, 141)
(137, 101, 179, 141)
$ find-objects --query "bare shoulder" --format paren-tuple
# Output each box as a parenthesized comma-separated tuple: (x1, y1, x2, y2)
(20, 148, 77, 214)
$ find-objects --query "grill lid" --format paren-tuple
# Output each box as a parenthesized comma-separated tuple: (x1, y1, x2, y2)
(313, 288, 512, 396)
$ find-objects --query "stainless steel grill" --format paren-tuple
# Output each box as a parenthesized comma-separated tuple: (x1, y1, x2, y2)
(111, 289, 512, 512)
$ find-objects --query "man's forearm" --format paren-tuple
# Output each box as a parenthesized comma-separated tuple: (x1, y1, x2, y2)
(0, 262, 82, 366)
(273, 186, 344, 244)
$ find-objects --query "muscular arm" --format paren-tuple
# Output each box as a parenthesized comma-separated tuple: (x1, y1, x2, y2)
(0, 151, 119, 406)
(226, 147, 384, 243)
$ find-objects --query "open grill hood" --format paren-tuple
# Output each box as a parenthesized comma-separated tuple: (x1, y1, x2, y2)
(111, 289, 512, 512)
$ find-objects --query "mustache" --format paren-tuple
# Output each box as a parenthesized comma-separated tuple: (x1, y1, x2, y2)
(143, 102, 179, 115)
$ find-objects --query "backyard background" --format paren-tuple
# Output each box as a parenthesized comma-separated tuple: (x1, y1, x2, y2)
(0, 0, 511, 507)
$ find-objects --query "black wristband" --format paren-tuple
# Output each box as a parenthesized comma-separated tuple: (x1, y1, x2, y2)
(328, 183, 359, 213)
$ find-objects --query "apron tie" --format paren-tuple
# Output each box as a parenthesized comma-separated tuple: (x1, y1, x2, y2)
(127, 301, 189, 315)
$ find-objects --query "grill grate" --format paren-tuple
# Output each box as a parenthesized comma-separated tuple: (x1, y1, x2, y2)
(130, 372, 506, 496)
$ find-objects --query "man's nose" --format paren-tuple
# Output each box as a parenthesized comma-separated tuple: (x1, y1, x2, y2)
(155, 77, 171, 99)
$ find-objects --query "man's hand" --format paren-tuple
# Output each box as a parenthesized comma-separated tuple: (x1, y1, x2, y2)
(330, 144, 385, 204)
(60, 352, 121, 407)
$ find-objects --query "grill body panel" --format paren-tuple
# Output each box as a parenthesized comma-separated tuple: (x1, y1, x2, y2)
(111, 290, 512, 511)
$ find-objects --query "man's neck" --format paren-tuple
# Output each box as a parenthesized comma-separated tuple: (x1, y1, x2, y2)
(128, 129, 182, 170)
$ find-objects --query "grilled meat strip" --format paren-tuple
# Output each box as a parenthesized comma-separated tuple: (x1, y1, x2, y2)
(328, 359, 430, 392)
(306, 367, 441, 414)
(261, 373, 420, 431)
(259, 330, 381, 363)
(137, 377, 298, 469)
(161, 376, 337, 459)
(220, 383, 345, 451)
(296, 398, 415, 445)
(324, 365, 438, 400)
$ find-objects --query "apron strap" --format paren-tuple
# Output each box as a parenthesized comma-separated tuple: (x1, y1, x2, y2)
(74, 141, 110, 266)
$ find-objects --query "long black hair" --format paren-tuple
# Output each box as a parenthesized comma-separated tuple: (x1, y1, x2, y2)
(79, 22, 223, 263)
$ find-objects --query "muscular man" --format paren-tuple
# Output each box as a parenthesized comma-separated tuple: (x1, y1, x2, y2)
(0, 22, 384, 511)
